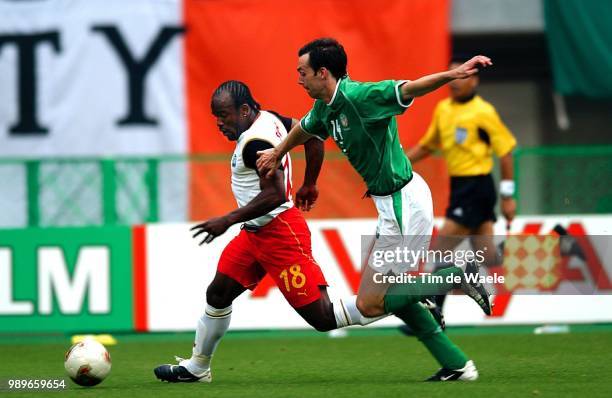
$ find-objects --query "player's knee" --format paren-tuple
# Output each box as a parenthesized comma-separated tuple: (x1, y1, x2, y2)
(206, 285, 233, 308)
(356, 297, 384, 318)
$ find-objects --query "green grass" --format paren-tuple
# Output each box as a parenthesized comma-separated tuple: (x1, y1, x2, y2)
(1, 327, 612, 397)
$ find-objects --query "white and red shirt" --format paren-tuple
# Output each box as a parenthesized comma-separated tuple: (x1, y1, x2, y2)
(231, 110, 293, 227)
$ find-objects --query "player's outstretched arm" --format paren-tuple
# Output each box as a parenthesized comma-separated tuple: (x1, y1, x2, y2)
(399, 55, 492, 100)
(406, 145, 433, 164)
(296, 138, 324, 211)
(191, 169, 287, 245)
(257, 124, 312, 178)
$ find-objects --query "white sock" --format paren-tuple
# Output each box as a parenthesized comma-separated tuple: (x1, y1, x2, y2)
(332, 296, 388, 327)
(183, 304, 232, 375)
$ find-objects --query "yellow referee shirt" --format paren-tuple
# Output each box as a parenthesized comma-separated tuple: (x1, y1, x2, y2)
(419, 95, 516, 176)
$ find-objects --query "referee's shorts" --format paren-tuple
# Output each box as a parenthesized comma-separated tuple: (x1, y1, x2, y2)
(445, 174, 497, 228)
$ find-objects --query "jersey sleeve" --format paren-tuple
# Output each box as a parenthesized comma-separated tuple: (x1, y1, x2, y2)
(352, 80, 414, 119)
(242, 139, 275, 170)
(479, 107, 517, 157)
(418, 103, 442, 150)
(300, 103, 328, 141)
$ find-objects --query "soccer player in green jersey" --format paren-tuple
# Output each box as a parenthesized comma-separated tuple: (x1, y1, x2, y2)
(257, 38, 493, 381)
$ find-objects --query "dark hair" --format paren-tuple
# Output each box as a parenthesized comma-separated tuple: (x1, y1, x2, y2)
(211, 80, 261, 112)
(298, 38, 347, 80)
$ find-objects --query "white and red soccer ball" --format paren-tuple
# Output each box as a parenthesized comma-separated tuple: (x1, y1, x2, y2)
(64, 338, 111, 387)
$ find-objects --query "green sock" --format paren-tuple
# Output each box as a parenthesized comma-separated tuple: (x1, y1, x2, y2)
(394, 303, 468, 369)
(383, 266, 463, 314)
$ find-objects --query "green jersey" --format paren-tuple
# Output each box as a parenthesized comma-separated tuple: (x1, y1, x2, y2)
(300, 77, 413, 196)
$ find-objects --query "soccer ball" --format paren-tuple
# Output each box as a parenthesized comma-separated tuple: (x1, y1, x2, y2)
(64, 339, 112, 386)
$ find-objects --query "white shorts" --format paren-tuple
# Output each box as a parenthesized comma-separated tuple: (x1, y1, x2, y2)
(368, 172, 434, 274)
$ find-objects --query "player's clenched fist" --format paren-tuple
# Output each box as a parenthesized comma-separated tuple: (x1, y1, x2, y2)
(256, 148, 280, 178)
(295, 184, 319, 212)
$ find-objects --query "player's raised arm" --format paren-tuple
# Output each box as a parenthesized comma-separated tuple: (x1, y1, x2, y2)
(399, 55, 493, 101)
(256, 123, 312, 178)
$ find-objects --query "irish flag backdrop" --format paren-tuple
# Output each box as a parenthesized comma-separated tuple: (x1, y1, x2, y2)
(0, 0, 451, 218)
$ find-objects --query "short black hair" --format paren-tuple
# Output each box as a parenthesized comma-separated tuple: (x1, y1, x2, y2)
(211, 80, 261, 112)
(298, 38, 347, 80)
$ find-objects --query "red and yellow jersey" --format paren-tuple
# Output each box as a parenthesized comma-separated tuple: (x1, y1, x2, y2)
(419, 95, 516, 176)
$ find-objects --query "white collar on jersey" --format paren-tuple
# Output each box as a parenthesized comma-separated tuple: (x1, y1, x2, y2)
(326, 77, 344, 106)
(236, 111, 264, 142)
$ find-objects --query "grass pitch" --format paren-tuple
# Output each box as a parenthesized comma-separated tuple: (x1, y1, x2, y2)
(1, 325, 612, 398)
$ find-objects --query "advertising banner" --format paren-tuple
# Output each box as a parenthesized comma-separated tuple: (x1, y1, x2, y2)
(144, 216, 612, 331)
(2, 215, 610, 333)
(0, 226, 133, 332)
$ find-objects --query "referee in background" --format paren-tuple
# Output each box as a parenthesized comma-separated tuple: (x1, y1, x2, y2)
(407, 55, 517, 315)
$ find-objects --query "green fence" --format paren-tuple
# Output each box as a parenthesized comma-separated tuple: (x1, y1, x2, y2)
(0, 155, 209, 228)
(1, 146, 611, 227)
(514, 146, 612, 215)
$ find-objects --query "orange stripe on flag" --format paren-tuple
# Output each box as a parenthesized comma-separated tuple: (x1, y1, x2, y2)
(183, 0, 450, 219)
